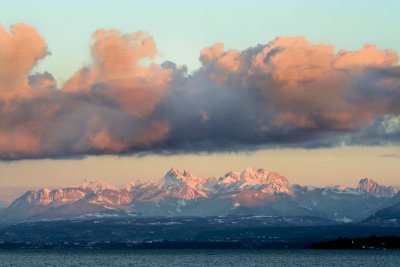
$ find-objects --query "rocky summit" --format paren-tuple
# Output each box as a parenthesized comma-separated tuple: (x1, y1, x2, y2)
(1, 167, 399, 224)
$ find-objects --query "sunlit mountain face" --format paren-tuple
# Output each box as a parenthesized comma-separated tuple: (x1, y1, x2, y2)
(1, 167, 399, 225)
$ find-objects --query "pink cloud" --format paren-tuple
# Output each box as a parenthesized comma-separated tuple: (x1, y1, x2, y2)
(335, 44, 398, 69)
(0, 130, 39, 157)
(0, 23, 48, 100)
(62, 29, 171, 117)
(251, 37, 335, 82)
(200, 43, 241, 83)
(0, 24, 399, 160)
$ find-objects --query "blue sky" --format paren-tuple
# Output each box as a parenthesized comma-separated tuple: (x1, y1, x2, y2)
(2, 0, 399, 82)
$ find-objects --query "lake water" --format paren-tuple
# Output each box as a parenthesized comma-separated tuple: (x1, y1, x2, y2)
(0, 249, 399, 266)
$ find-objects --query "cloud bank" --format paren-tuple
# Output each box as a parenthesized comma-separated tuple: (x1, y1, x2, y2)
(0, 23, 399, 160)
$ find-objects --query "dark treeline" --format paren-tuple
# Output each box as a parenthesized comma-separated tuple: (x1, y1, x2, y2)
(312, 236, 400, 249)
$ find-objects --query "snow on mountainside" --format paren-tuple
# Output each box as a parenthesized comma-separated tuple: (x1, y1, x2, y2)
(1, 168, 399, 224)
(2, 179, 133, 222)
(160, 168, 209, 199)
(357, 178, 399, 198)
(119, 181, 139, 192)
(10, 188, 86, 207)
(206, 168, 292, 195)
(70, 179, 118, 193)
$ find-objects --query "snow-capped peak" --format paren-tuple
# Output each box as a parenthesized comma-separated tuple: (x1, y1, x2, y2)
(218, 171, 241, 184)
(163, 168, 203, 187)
(120, 181, 140, 191)
(209, 168, 292, 195)
(239, 168, 289, 186)
(70, 179, 118, 193)
(241, 167, 269, 180)
(158, 168, 208, 199)
(357, 178, 399, 198)
(4, 167, 400, 224)
(358, 178, 378, 190)
(165, 168, 194, 178)
(165, 167, 184, 178)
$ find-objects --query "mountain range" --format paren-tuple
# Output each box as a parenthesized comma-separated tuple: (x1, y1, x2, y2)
(1, 167, 399, 224)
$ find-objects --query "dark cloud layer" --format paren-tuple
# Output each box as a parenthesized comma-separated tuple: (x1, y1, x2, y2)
(0, 24, 399, 160)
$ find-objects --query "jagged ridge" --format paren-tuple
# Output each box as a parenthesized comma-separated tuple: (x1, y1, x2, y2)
(1, 168, 398, 224)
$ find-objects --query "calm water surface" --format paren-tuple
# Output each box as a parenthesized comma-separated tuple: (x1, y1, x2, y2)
(0, 249, 399, 267)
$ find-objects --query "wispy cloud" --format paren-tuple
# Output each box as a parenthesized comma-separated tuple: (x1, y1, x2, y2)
(0, 24, 400, 160)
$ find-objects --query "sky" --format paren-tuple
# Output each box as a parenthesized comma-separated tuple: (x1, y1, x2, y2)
(3, 0, 400, 81)
(0, 0, 399, 189)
